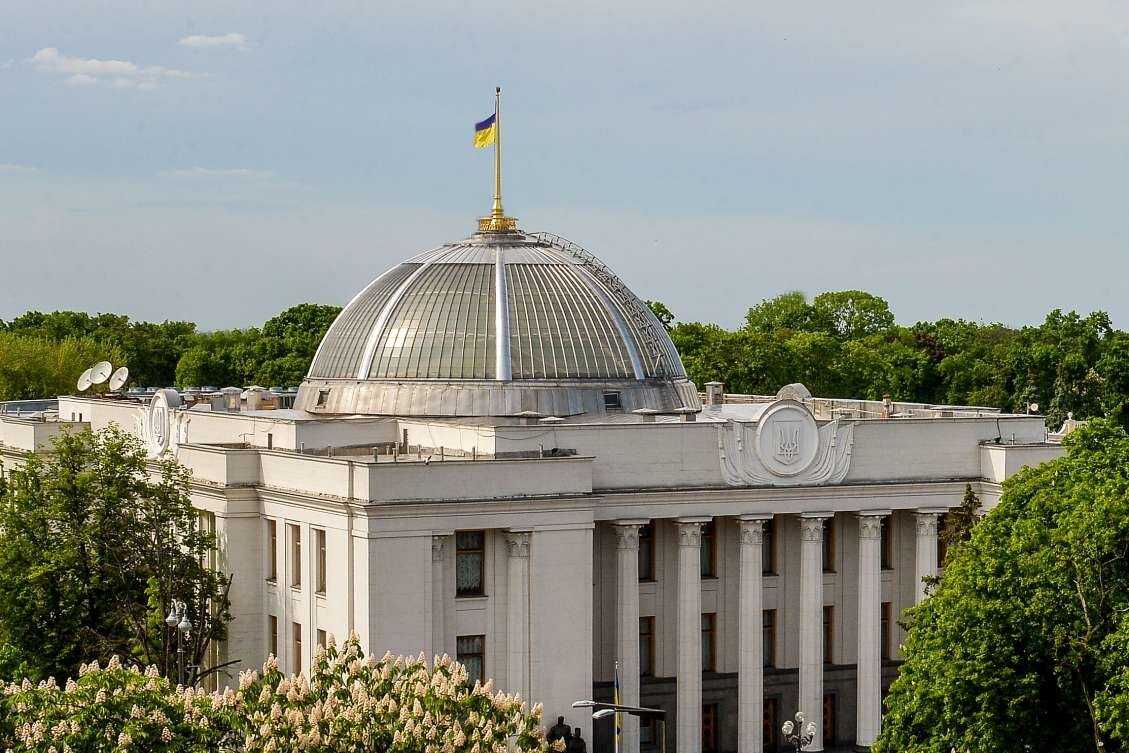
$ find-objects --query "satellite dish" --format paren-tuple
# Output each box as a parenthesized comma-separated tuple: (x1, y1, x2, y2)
(1029, 402, 1040, 414)
(77, 368, 94, 392)
(109, 366, 130, 392)
(90, 361, 113, 385)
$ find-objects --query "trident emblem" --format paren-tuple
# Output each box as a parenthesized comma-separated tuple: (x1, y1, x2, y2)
(776, 424, 801, 464)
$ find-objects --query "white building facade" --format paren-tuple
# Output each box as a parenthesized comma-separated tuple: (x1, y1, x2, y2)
(0, 226, 1063, 752)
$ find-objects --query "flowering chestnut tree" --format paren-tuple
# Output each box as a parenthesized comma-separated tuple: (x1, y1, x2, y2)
(0, 635, 561, 753)
(227, 634, 560, 753)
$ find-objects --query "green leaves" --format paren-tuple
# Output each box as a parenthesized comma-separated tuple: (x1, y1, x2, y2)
(876, 420, 1129, 753)
(0, 427, 232, 686)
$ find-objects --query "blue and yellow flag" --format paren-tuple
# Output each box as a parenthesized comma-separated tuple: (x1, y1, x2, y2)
(474, 113, 497, 148)
(613, 661, 622, 753)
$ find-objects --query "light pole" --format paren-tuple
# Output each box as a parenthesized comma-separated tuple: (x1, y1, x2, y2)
(782, 710, 817, 752)
(165, 599, 193, 686)
(572, 700, 667, 753)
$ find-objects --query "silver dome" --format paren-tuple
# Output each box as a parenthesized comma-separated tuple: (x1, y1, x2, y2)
(297, 230, 699, 417)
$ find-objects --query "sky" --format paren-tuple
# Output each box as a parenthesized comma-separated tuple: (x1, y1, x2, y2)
(1, 0, 1127, 331)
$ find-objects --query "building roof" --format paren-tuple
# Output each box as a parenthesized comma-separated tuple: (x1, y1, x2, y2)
(309, 230, 685, 382)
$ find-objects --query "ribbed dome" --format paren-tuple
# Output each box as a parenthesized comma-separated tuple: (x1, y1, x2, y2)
(298, 230, 698, 417)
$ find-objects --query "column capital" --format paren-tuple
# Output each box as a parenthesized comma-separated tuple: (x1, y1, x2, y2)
(915, 512, 940, 536)
(799, 515, 829, 542)
(504, 530, 531, 558)
(675, 519, 707, 547)
(738, 517, 767, 545)
(857, 514, 884, 540)
(613, 521, 645, 551)
(431, 535, 448, 562)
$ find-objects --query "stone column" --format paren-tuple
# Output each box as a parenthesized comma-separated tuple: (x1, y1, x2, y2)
(506, 530, 531, 700)
(856, 514, 885, 749)
(431, 535, 447, 659)
(914, 513, 940, 604)
(676, 519, 706, 753)
(613, 522, 645, 753)
(738, 516, 769, 753)
(799, 514, 829, 752)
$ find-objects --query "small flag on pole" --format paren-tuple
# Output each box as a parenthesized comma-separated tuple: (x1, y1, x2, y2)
(614, 660, 622, 753)
(474, 113, 497, 148)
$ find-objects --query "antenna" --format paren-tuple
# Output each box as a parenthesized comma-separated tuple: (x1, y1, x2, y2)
(109, 366, 130, 392)
(77, 368, 94, 392)
(90, 361, 113, 385)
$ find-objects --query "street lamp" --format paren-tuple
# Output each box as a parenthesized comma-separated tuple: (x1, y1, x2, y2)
(165, 599, 193, 686)
(572, 700, 667, 753)
(782, 711, 817, 751)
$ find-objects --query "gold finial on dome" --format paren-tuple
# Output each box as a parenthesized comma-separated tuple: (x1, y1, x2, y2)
(478, 86, 518, 232)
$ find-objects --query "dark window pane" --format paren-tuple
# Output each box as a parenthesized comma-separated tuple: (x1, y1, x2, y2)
(457, 634, 485, 686)
(763, 609, 776, 668)
(762, 519, 776, 575)
(456, 531, 485, 596)
(640, 617, 655, 677)
(638, 524, 655, 581)
(701, 613, 716, 672)
(822, 518, 835, 573)
(880, 516, 892, 570)
(700, 521, 716, 578)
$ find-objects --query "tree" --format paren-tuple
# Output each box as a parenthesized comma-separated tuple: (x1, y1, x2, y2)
(876, 420, 1129, 753)
(646, 300, 675, 331)
(744, 291, 813, 333)
(0, 635, 561, 753)
(0, 427, 232, 684)
(938, 483, 980, 561)
(0, 334, 122, 401)
(809, 290, 895, 340)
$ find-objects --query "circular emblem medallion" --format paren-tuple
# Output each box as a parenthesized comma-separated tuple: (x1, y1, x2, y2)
(147, 389, 182, 456)
(755, 399, 819, 477)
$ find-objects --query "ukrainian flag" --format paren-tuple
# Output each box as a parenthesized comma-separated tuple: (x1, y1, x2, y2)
(474, 113, 497, 149)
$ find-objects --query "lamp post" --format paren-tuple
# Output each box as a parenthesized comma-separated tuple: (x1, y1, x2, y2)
(782, 711, 817, 752)
(165, 599, 193, 686)
(572, 700, 667, 753)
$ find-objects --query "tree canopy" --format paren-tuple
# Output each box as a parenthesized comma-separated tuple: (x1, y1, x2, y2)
(651, 292, 1125, 429)
(875, 419, 1129, 753)
(0, 427, 232, 684)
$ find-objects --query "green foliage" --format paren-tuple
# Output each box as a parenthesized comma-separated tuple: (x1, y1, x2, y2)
(173, 303, 340, 389)
(2, 311, 196, 388)
(0, 427, 231, 684)
(0, 636, 557, 753)
(0, 659, 227, 752)
(645, 300, 675, 331)
(875, 420, 1129, 753)
(0, 333, 123, 402)
(670, 292, 1124, 430)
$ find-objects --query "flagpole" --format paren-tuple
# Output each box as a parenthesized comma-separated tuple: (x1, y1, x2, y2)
(492, 86, 503, 218)
(614, 660, 621, 753)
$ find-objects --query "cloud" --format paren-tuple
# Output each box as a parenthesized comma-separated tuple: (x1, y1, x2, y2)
(28, 47, 201, 89)
(0, 164, 38, 173)
(161, 167, 274, 179)
(178, 33, 247, 49)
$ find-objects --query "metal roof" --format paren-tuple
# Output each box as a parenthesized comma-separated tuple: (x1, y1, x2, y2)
(309, 231, 687, 383)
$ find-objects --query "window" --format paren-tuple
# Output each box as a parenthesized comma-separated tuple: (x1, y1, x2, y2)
(268, 615, 278, 657)
(763, 609, 777, 668)
(316, 388, 330, 407)
(317, 629, 327, 650)
(763, 697, 779, 751)
(700, 520, 716, 578)
(701, 613, 717, 672)
(640, 617, 655, 677)
(640, 716, 657, 746)
(266, 520, 278, 581)
(702, 703, 719, 753)
(457, 635, 485, 686)
(880, 516, 893, 570)
(937, 514, 949, 566)
(822, 518, 836, 573)
(292, 622, 302, 671)
(315, 528, 327, 595)
(456, 531, 485, 597)
(603, 391, 623, 411)
(823, 693, 837, 747)
(762, 518, 777, 575)
(823, 605, 834, 664)
(881, 602, 892, 660)
(290, 524, 302, 589)
(638, 524, 655, 581)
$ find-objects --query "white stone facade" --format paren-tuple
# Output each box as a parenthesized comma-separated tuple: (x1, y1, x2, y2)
(0, 392, 1061, 751)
